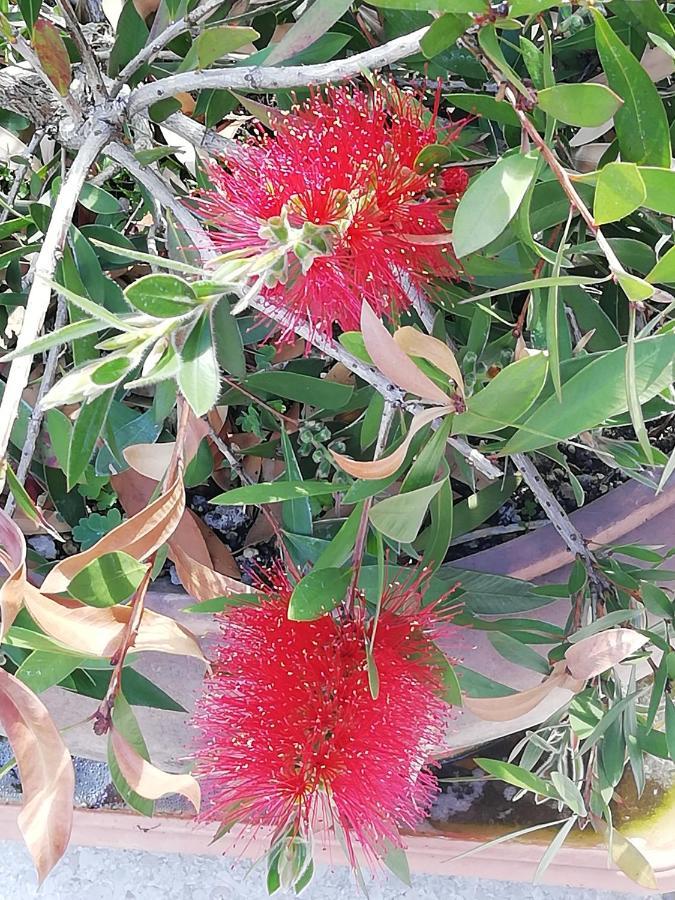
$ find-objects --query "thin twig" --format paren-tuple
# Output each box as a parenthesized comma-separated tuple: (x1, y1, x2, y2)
(346, 400, 396, 614)
(111, 0, 242, 96)
(59, 0, 107, 99)
(4, 298, 68, 515)
(127, 26, 430, 115)
(0, 124, 112, 464)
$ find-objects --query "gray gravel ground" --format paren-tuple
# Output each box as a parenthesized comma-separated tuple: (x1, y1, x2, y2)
(0, 840, 655, 900)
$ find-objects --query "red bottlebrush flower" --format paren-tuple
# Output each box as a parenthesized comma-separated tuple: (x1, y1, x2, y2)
(193, 83, 468, 341)
(192, 564, 457, 876)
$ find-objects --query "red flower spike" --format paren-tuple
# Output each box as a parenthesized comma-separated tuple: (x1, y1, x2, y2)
(193, 83, 468, 342)
(192, 565, 458, 876)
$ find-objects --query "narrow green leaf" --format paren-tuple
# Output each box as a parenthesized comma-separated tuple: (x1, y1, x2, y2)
(626, 305, 653, 464)
(550, 772, 586, 817)
(178, 25, 259, 72)
(212, 480, 334, 505)
(533, 817, 577, 883)
(592, 8, 671, 167)
(423, 477, 453, 572)
(280, 430, 312, 537)
(446, 92, 520, 127)
(211, 296, 245, 378)
(365, 640, 379, 700)
(177, 314, 220, 416)
(452, 476, 518, 538)
(66, 389, 114, 489)
(108, 694, 154, 816)
(314, 503, 363, 571)
(477, 24, 530, 95)
(475, 758, 559, 800)
(265, 0, 348, 65)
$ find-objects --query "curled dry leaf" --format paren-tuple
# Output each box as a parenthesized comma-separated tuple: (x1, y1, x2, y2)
(332, 404, 453, 479)
(463, 663, 584, 722)
(393, 326, 465, 397)
(113, 463, 249, 599)
(360, 302, 450, 404)
(0, 507, 29, 639)
(41, 472, 185, 594)
(111, 727, 200, 810)
(565, 628, 649, 680)
(0, 669, 74, 884)
(23, 589, 205, 659)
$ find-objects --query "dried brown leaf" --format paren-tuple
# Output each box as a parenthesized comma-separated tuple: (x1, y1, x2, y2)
(172, 544, 253, 601)
(23, 588, 204, 659)
(463, 665, 584, 722)
(0, 669, 74, 884)
(565, 629, 649, 680)
(0, 508, 28, 639)
(41, 473, 185, 594)
(111, 728, 200, 810)
(393, 326, 465, 397)
(332, 405, 452, 479)
(360, 302, 450, 404)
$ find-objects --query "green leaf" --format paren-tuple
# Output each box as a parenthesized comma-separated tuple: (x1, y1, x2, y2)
(368, 0, 479, 8)
(475, 758, 559, 800)
(18, 0, 41, 30)
(108, 0, 149, 79)
(67, 551, 149, 607)
(281, 430, 312, 537)
(177, 313, 220, 416)
(314, 504, 363, 571)
(446, 93, 520, 127)
(432, 645, 462, 706)
(16, 650, 83, 694)
(423, 477, 453, 572)
(533, 817, 577, 883)
(369, 481, 443, 543)
(504, 333, 675, 454)
(66, 390, 114, 489)
(478, 25, 530, 95)
(592, 8, 671, 167)
(594, 162, 646, 225)
(124, 273, 198, 318)
(453, 152, 539, 258)
(438, 567, 548, 615)
(626, 306, 653, 464)
(537, 84, 622, 128)
(611, 0, 675, 42)
(245, 371, 352, 410)
(420, 13, 470, 58)
(454, 353, 548, 437)
(666, 695, 675, 762)
(183, 593, 260, 613)
(365, 640, 379, 700)
(265, 0, 349, 65)
(646, 244, 675, 284)
(547, 212, 574, 401)
(0, 318, 110, 362)
(108, 694, 154, 817)
(178, 25, 259, 72)
(32, 18, 71, 96)
(211, 296, 245, 378)
(615, 271, 654, 304)
(288, 567, 351, 620)
(550, 772, 586, 817)
(212, 480, 333, 505)
(382, 843, 411, 886)
(488, 632, 549, 674)
(403, 417, 452, 492)
(452, 476, 518, 538)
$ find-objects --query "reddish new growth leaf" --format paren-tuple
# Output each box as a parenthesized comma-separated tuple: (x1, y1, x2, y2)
(192, 563, 456, 868)
(194, 83, 468, 341)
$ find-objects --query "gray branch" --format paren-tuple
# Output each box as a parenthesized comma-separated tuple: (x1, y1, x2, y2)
(127, 26, 429, 115)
